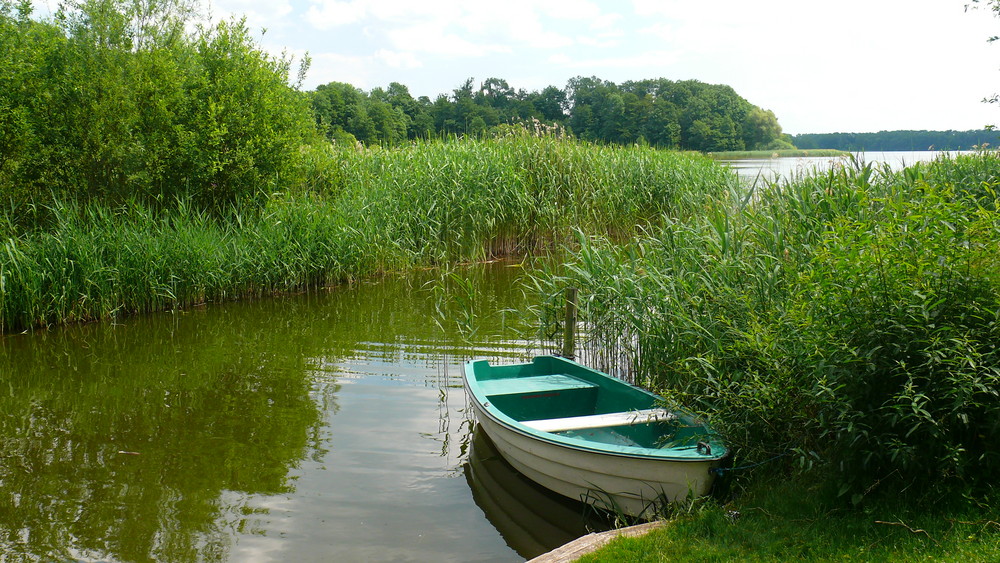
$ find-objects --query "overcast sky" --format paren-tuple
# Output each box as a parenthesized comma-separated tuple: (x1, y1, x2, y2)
(206, 0, 1000, 135)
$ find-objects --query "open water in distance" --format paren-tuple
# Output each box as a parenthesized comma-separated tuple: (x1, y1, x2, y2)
(0, 263, 610, 562)
(720, 150, 969, 184)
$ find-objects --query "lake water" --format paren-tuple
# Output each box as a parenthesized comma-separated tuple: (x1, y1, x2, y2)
(719, 150, 969, 184)
(0, 263, 609, 562)
(9, 148, 946, 561)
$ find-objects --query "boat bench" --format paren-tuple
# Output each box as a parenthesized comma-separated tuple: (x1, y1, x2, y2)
(480, 374, 599, 421)
(522, 408, 676, 433)
(478, 374, 676, 433)
(478, 374, 597, 397)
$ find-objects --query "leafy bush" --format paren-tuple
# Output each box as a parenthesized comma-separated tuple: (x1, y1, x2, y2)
(0, 0, 314, 222)
(794, 180, 1000, 498)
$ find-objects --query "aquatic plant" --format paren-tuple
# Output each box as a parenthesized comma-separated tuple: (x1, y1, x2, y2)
(537, 152, 1000, 500)
(327, 133, 735, 262)
(0, 135, 735, 332)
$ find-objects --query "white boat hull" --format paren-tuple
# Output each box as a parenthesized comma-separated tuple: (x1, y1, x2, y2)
(470, 399, 719, 519)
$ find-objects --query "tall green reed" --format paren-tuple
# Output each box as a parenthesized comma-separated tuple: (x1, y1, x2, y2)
(328, 133, 735, 263)
(536, 153, 1000, 501)
(0, 134, 734, 332)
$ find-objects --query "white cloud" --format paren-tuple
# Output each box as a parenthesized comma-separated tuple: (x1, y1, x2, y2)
(300, 0, 624, 52)
(548, 53, 572, 65)
(576, 35, 620, 49)
(374, 49, 422, 69)
(302, 0, 446, 30)
(208, 0, 294, 31)
(304, 1, 368, 29)
(589, 12, 624, 29)
(363, 0, 456, 21)
(496, 18, 574, 50)
(538, 0, 622, 28)
(306, 51, 377, 89)
(385, 23, 512, 56)
(547, 49, 681, 71)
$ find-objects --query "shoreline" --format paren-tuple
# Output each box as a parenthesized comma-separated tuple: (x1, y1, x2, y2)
(706, 149, 848, 159)
(528, 522, 664, 563)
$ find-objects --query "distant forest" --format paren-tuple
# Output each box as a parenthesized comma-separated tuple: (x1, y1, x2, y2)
(792, 130, 1000, 151)
(310, 77, 792, 153)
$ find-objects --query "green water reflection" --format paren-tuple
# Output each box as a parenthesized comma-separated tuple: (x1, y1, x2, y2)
(0, 263, 549, 562)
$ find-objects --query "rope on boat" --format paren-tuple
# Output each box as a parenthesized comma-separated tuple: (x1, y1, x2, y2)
(710, 451, 791, 476)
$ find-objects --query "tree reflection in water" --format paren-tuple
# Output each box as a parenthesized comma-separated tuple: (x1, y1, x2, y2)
(0, 263, 539, 561)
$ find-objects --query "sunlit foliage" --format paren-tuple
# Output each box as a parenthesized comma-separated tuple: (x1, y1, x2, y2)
(536, 152, 1000, 501)
(309, 75, 787, 152)
(0, 0, 314, 221)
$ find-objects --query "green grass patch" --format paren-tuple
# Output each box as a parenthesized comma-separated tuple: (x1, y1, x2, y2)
(580, 477, 1000, 562)
(706, 149, 848, 159)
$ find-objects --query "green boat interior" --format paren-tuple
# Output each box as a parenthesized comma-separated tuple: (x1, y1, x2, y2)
(476, 367, 708, 451)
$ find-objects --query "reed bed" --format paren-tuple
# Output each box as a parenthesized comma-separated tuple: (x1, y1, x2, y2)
(536, 152, 1000, 500)
(328, 133, 734, 261)
(0, 198, 378, 330)
(0, 134, 735, 332)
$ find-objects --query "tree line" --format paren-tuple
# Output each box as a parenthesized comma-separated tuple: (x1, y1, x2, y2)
(0, 0, 789, 222)
(310, 76, 792, 153)
(792, 130, 999, 151)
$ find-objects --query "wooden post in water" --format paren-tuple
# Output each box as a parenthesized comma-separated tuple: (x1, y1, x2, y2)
(562, 287, 578, 360)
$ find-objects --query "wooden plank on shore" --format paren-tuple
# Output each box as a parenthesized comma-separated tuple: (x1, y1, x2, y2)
(528, 521, 664, 563)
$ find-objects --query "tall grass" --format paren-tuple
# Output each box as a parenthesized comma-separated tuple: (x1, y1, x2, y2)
(0, 134, 735, 332)
(326, 132, 734, 261)
(536, 152, 1000, 500)
(0, 197, 376, 330)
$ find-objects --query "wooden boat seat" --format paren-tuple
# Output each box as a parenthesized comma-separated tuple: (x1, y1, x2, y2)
(522, 408, 677, 433)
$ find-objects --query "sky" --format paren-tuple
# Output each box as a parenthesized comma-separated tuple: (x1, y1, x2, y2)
(203, 0, 1000, 135)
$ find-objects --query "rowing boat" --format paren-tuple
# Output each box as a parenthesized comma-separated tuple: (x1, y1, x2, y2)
(463, 355, 727, 518)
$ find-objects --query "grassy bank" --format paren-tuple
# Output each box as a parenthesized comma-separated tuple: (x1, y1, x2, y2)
(0, 135, 735, 332)
(580, 476, 1000, 562)
(534, 150, 1000, 558)
(707, 149, 848, 159)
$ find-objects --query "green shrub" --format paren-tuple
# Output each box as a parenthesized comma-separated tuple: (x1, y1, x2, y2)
(795, 181, 1000, 497)
(0, 0, 314, 222)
